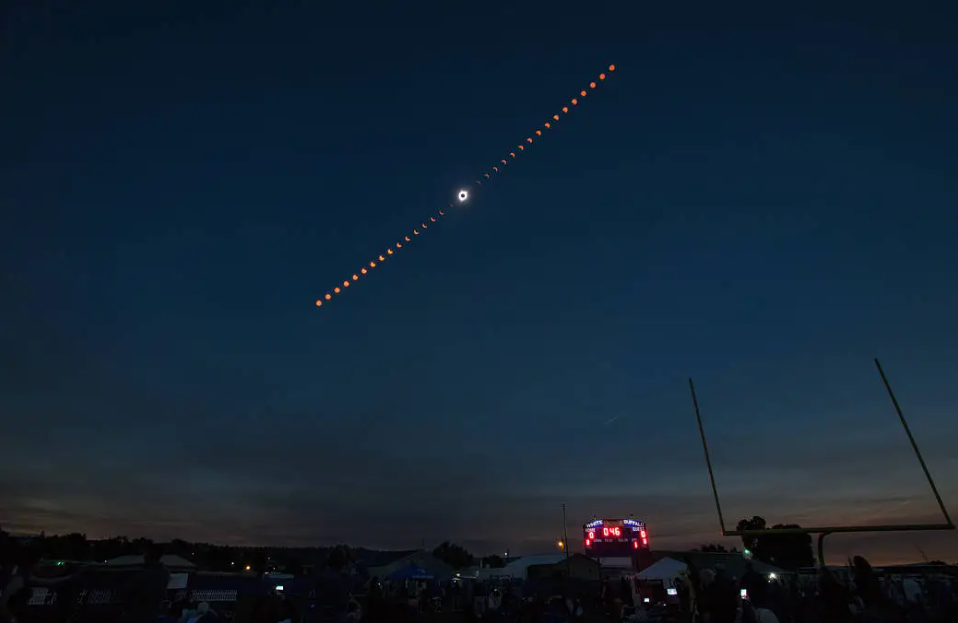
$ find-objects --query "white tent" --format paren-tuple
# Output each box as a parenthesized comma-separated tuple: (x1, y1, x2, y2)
(637, 557, 687, 583)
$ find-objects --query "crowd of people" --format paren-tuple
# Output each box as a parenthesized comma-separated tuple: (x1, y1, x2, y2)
(356, 558, 958, 623)
(2, 538, 957, 623)
(0, 542, 304, 623)
(660, 555, 958, 623)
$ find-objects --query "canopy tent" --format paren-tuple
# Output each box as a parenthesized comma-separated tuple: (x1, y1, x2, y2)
(637, 557, 688, 583)
(388, 564, 434, 581)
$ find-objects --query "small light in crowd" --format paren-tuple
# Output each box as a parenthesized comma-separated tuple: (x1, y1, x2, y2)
(557, 540, 564, 550)
(245, 564, 251, 571)
(768, 573, 777, 580)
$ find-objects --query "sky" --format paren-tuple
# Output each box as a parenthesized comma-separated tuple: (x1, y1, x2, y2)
(2, 1, 957, 566)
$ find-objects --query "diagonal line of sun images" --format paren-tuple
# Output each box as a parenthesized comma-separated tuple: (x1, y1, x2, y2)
(316, 64, 617, 308)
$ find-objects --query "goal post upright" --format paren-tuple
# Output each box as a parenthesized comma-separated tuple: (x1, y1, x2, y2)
(689, 358, 954, 567)
(873, 358, 953, 528)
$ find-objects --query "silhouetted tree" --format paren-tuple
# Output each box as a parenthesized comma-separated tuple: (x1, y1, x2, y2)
(482, 555, 505, 569)
(735, 516, 814, 571)
(60, 533, 91, 561)
(93, 536, 135, 562)
(285, 556, 304, 577)
(204, 545, 235, 572)
(251, 551, 268, 577)
(167, 539, 191, 558)
(763, 524, 814, 570)
(736, 516, 767, 553)
(327, 545, 354, 571)
(432, 542, 475, 569)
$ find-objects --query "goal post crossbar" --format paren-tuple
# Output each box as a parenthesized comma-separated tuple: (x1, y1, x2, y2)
(689, 358, 954, 566)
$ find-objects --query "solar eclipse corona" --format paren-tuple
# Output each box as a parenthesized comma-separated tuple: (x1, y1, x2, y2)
(315, 64, 617, 308)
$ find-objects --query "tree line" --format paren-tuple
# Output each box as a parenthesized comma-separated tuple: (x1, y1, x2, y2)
(2, 516, 823, 574)
(688, 516, 817, 571)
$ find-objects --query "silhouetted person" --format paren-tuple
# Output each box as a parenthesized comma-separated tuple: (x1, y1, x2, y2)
(121, 545, 171, 623)
(740, 562, 762, 599)
(817, 567, 854, 623)
(704, 567, 738, 623)
(0, 546, 40, 623)
(741, 578, 781, 623)
(851, 556, 885, 607)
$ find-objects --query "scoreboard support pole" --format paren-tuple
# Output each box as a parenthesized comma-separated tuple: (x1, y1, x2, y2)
(562, 503, 571, 576)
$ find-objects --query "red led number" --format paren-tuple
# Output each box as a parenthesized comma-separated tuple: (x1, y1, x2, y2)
(602, 527, 622, 537)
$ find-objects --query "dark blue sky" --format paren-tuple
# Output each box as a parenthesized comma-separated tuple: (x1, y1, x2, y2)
(2, 1, 957, 564)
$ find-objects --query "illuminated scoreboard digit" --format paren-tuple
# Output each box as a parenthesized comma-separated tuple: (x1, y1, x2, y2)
(583, 518, 650, 557)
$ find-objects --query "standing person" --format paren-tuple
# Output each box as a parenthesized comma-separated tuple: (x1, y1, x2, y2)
(1, 546, 83, 623)
(740, 580, 780, 623)
(121, 545, 171, 623)
(0, 547, 40, 623)
(851, 556, 897, 623)
(816, 567, 854, 623)
(704, 567, 737, 623)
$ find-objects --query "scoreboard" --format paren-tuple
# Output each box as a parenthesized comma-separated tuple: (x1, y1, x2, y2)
(583, 518, 650, 557)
